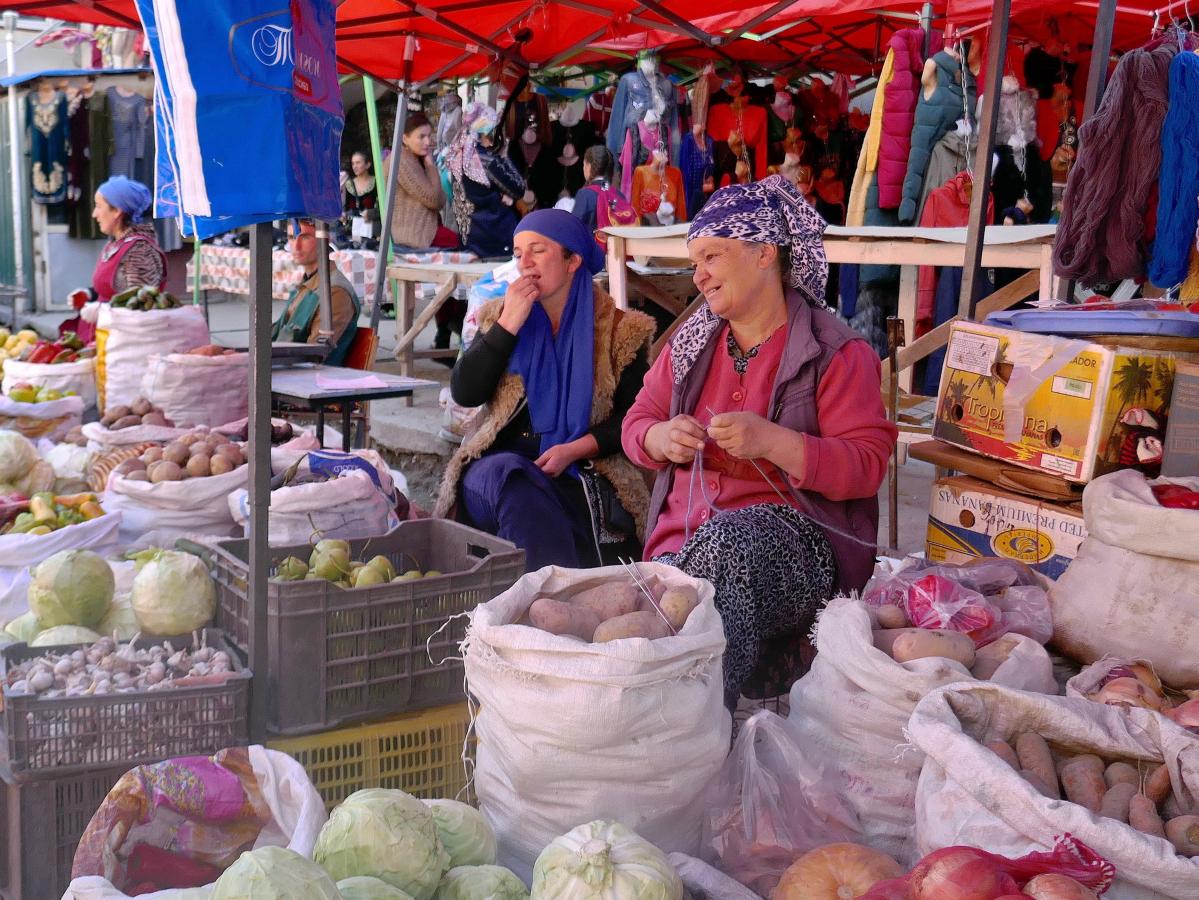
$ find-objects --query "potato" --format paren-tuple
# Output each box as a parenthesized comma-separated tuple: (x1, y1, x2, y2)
(147, 460, 183, 483)
(874, 604, 909, 629)
(659, 584, 700, 630)
(1016, 733, 1060, 800)
(207, 431, 230, 447)
(593, 610, 672, 643)
(186, 454, 211, 478)
(113, 458, 147, 477)
(180, 432, 203, 446)
(210, 454, 235, 475)
(971, 634, 1021, 681)
(529, 597, 601, 641)
(141, 446, 164, 465)
(570, 581, 640, 622)
(162, 442, 189, 466)
(110, 414, 142, 430)
(130, 397, 152, 416)
(872, 627, 922, 656)
(140, 411, 168, 427)
(1104, 761, 1140, 790)
(891, 629, 976, 667)
(215, 443, 245, 466)
(124, 470, 149, 482)
(104, 405, 131, 423)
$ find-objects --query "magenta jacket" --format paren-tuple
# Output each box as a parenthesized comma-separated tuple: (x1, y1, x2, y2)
(877, 29, 934, 210)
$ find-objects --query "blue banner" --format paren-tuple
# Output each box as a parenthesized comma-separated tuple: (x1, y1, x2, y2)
(136, 0, 344, 238)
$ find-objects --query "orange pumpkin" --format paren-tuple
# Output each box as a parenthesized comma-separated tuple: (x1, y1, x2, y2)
(771, 843, 904, 900)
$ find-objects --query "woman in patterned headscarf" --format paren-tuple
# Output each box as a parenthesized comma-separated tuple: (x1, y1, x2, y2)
(622, 174, 897, 708)
(445, 101, 527, 259)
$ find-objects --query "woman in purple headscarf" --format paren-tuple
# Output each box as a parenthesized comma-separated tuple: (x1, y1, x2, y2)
(434, 209, 656, 569)
(623, 175, 897, 708)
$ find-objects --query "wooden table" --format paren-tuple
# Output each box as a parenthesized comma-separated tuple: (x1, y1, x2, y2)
(271, 364, 439, 449)
(387, 261, 495, 405)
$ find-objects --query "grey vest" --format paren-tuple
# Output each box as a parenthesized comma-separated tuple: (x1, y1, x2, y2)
(646, 289, 880, 594)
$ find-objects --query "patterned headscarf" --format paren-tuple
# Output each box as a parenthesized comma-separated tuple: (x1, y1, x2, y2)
(444, 102, 499, 186)
(688, 174, 829, 308)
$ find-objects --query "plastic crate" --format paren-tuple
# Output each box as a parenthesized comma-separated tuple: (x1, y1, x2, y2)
(0, 632, 250, 782)
(212, 519, 523, 735)
(266, 702, 475, 812)
(0, 764, 127, 899)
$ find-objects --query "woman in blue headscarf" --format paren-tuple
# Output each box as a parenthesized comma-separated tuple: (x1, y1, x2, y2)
(63, 175, 167, 343)
(434, 209, 656, 569)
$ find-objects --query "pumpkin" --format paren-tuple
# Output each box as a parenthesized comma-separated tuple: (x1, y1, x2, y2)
(771, 843, 903, 900)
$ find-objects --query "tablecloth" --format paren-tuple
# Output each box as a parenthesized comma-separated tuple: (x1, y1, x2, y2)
(185, 246, 379, 301)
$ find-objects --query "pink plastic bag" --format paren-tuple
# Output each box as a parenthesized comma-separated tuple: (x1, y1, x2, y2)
(702, 711, 857, 897)
(902, 574, 1000, 640)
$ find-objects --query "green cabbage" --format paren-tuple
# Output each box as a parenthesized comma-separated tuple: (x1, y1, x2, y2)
(314, 788, 449, 900)
(0, 432, 37, 483)
(424, 799, 497, 869)
(98, 595, 139, 641)
(438, 865, 529, 900)
(531, 821, 682, 900)
(131, 550, 216, 635)
(211, 846, 341, 900)
(29, 624, 102, 647)
(336, 875, 414, 899)
(5, 611, 43, 643)
(28, 549, 114, 628)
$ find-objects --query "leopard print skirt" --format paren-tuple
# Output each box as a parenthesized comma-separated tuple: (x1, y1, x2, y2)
(655, 503, 836, 707)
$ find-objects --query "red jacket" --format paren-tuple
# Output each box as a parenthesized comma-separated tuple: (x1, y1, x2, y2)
(877, 29, 936, 209)
(916, 170, 993, 335)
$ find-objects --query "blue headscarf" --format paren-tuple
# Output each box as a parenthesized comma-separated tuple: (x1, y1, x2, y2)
(97, 176, 154, 224)
(508, 209, 605, 474)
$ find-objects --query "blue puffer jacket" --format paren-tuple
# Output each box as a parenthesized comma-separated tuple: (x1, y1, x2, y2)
(899, 51, 976, 224)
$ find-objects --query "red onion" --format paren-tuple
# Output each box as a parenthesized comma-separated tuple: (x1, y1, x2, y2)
(908, 847, 1020, 900)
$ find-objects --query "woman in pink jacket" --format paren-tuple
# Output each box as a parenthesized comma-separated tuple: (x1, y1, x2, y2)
(622, 176, 897, 707)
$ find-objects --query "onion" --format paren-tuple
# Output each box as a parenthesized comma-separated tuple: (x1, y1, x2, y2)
(1091, 677, 1164, 710)
(1022, 873, 1099, 899)
(908, 847, 1020, 900)
(1164, 699, 1199, 730)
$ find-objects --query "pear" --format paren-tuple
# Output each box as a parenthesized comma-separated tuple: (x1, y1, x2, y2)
(353, 565, 387, 588)
(366, 555, 396, 581)
(310, 546, 352, 581)
(394, 570, 423, 582)
(423, 570, 443, 578)
(276, 556, 309, 581)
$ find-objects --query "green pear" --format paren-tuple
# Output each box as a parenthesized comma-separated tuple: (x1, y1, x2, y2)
(366, 555, 396, 581)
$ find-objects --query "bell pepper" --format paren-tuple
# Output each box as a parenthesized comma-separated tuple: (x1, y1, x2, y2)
(27, 525, 52, 536)
(50, 349, 77, 364)
(79, 500, 105, 520)
(58, 331, 83, 351)
(54, 492, 95, 508)
(1152, 484, 1199, 510)
(9, 512, 35, 534)
(29, 494, 57, 526)
(26, 342, 58, 364)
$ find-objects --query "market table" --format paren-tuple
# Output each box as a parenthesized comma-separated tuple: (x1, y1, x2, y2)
(271, 364, 439, 450)
(186, 245, 381, 302)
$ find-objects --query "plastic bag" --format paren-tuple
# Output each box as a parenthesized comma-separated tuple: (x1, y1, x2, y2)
(901, 574, 1000, 641)
(702, 710, 857, 896)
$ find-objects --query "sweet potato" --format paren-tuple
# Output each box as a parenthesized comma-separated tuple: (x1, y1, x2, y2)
(985, 740, 1020, 770)
(1104, 761, 1140, 790)
(872, 628, 918, 656)
(659, 584, 700, 630)
(1061, 756, 1106, 813)
(529, 597, 601, 641)
(593, 610, 672, 643)
(874, 604, 909, 629)
(1165, 815, 1199, 856)
(1022, 769, 1057, 799)
(570, 581, 640, 622)
(1099, 782, 1137, 824)
(1146, 764, 1172, 805)
(970, 634, 1020, 681)
(1129, 792, 1166, 838)
(1015, 733, 1059, 800)
(890, 629, 976, 667)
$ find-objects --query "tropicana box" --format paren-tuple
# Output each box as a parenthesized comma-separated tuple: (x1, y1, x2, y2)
(933, 321, 1191, 483)
(926, 475, 1086, 579)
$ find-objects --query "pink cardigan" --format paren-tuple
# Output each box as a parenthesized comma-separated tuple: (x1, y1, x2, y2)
(622, 322, 896, 560)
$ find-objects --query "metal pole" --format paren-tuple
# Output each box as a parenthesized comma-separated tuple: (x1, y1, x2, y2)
(247, 222, 273, 743)
(919, 2, 934, 57)
(957, 0, 1011, 319)
(316, 220, 334, 348)
(369, 36, 415, 333)
(886, 316, 904, 552)
(4, 13, 27, 310)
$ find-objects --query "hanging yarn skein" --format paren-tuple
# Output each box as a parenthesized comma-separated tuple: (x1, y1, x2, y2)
(1148, 51, 1199, 288)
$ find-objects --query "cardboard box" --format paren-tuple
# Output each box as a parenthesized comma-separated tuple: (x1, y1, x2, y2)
(926, 476, 1086, 580)
(933, 322, 1189, 483)
(1163, 362, 1199, 477)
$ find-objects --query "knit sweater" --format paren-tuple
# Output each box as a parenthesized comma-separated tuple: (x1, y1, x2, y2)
(390, 148, 445, 248)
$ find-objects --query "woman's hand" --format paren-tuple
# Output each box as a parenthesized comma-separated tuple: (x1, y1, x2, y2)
(535, 435, 598, 478)
(497, 275, 540, 334)
(644, 415, 707, 465)
(707, 411, 779, 460)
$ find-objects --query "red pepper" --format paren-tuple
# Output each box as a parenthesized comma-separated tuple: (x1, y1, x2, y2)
(26, 342, 57, 364)
(50, 348, 77, 364)
(1151, 484, 1199, 510)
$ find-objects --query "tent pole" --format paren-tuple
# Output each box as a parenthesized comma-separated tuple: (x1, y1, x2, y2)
(369, 36, 415, 333)
(4, 13, 27, 312)
(317, 220, 334, 350)
(246, 221, 273, 744)
(919, 2, 934, 56)
(957, 0, 1011, 319)
(363, 76, 388, 215)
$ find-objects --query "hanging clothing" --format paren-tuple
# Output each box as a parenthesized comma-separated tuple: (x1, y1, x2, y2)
(342, 176, 377, 217)
(707, 102, 768, 184)
(1149, 52, 1199, 288)
(878, 28, 932, 210)
(629, 164, 687, 225)
(847, 47, 895, 227)
(27, 91, 69, 204)
(917, 128, 976, 223)
(67, 89, 106, 239)
(508, 138, 560, 212)
(899, 50, 976, 224)
(106, 87, 151, 182)
(678, 130, 714, 220)
(606, 68, 680, 180)
(452, 144, 525, 260)
(1054, 43, 1176, 286)
(552, 119, 600, 199)
(916, 171, 992, 336)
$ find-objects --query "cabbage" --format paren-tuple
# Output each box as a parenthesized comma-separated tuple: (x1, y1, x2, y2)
(211, 846, 341, 900)
(0, 432, 37, 483)
(5, 611, 43, 643)
(30, 624, 102, 647)
(531, 821, 682, 900)
(131, 550, 216, 635)
(314, 788, 449, 900)
(98, 595, 139, 641)
(438, 865, 528, 900)
(28, 549, 114, 627)
(424, 799, 497, 869)
(337, 876, 415, 899)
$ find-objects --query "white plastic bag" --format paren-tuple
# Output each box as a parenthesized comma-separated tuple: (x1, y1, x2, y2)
(910, 682, 1199, 900)
(141, 352, 249, 427)
(3, 356, 97, 410)
(39, 440, 92, 494)
(96, 305, 209, 413)
(463, 562, 730, 883)
(104, 466, 247, 546)
(0, 393, 84, 442)
(81, 419, 194, 452)
(0, 512, 121, 624)
(786, 597, 1057, 865)
(228, 469, 399, 545)
(1050, 470, 1199, 688)
(668, 854, 764, 900)
(62, 746, 328, 900)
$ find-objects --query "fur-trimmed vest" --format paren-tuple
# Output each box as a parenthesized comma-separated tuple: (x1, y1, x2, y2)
(434, 286, 656, 540)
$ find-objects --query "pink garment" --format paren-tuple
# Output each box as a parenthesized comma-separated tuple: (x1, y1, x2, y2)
(877, 29, 939, 210)
(623, 324, 895, 560)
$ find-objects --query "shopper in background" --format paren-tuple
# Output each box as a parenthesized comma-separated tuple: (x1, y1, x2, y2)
(341, 150, 379, 248)
(571, 145, 619, 231)
(272, 219, 360, 366)
(390, 113, 457, 251)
